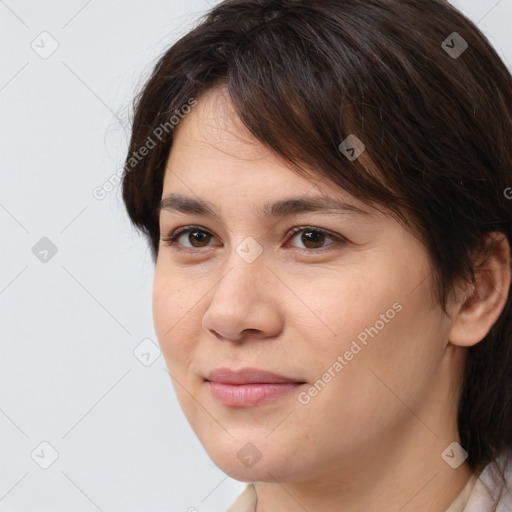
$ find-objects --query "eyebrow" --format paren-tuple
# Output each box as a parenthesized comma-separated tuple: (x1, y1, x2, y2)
(159, 193, 375, 221)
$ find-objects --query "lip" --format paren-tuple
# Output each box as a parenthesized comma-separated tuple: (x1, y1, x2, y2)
(206, 367, 303, 384)
(207, 382, 304, 407)
(205, 367, 306, 407)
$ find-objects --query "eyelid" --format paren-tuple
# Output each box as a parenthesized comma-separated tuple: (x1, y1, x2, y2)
(160, 224, 346, 252)
(284, 225, 344, 250)
(160, 225, 217, 248)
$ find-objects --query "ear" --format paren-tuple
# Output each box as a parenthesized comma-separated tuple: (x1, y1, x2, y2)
(448, 232, 511, 347)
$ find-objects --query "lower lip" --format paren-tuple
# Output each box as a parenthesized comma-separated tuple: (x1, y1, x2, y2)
(207, 381, 304, 407)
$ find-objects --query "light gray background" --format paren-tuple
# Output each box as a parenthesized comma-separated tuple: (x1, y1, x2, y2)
(1, 1, 511, 511)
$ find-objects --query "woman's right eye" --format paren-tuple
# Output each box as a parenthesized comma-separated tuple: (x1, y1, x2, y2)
(160, 226, 217, 251)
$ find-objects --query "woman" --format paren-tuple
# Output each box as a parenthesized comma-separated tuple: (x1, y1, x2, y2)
(121, 0, 512, 510)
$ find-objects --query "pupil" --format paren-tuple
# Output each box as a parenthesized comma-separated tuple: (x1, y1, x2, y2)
(191, 231, 209, 246)
(303, 230, 323, 248)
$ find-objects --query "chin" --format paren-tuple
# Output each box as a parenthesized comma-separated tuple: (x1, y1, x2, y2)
(201, 435, 297, 482)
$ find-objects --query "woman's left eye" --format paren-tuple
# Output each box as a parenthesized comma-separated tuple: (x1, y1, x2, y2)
(160, 225, 344, 252)
(285, 226, 342, 251)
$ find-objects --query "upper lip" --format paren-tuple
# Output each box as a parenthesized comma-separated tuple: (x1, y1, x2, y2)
(206, 367, 305, 384)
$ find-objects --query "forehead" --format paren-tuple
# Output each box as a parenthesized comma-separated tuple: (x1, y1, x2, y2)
(169, 86, 273, 163)
(161, 86, 387, 224)
(164, 88, 333, 195)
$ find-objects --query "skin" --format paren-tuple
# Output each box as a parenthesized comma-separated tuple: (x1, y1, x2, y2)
(153, 86, 511, 512)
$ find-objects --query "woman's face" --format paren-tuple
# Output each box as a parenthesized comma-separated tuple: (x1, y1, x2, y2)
(153, 87, 463, 484)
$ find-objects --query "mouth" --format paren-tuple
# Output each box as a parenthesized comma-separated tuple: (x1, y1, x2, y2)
(204, 367, 307, 407)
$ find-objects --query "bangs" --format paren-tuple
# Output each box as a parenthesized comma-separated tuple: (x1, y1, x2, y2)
(220, 6, 412, 218)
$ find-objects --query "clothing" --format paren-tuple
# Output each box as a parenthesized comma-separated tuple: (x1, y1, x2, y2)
(225, 453, 512, 512)
(225, 483, 256, 512)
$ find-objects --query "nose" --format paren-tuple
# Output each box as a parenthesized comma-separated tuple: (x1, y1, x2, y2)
(201, 248, 283, 343)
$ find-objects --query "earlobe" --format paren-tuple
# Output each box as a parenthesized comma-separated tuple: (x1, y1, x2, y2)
(448, 232, 511, 348)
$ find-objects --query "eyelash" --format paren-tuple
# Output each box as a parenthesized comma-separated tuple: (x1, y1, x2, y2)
(160, 225, 346, 254)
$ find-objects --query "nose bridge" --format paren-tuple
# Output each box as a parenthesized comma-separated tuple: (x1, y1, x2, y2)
(219, 234, 268, 300)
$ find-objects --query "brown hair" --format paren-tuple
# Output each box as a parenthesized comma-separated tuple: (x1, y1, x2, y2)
(121, 0, 512, 502)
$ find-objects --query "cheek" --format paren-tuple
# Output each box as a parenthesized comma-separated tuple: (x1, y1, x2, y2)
(152, 270, 206, 425)
(307, 250, 447, 403)
(152, 269, 198, 366)
(297, 299, 448, 462)
(302, 263, 399, 346)
(317, 279, 447, 428)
